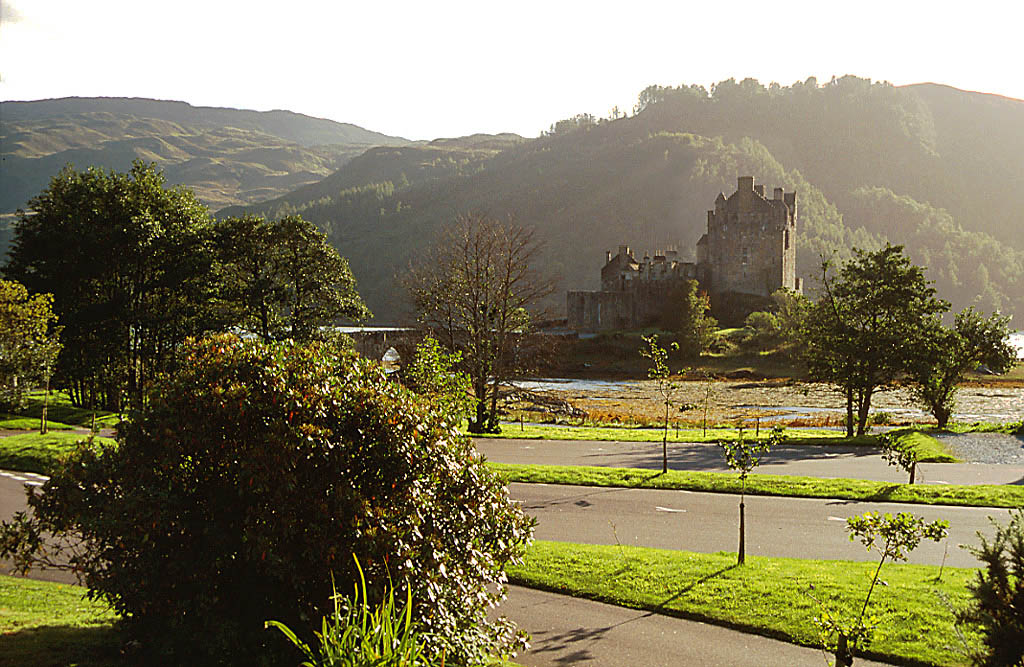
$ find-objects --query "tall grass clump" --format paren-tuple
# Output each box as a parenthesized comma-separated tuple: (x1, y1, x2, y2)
(267, 559, 426, 667)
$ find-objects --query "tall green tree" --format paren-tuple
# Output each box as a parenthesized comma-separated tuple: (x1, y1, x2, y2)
(214, 214, 370, 342)
(802, 245, 948, 436)
(4, 161, 222, 410)
(907, 308, 1017, 429)
(0, 280, 61, 412)
(665, 279, 717, 358)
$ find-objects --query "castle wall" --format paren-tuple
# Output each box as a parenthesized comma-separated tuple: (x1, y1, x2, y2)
(567, 290, 635, 332)
(567, 176, 797, 332)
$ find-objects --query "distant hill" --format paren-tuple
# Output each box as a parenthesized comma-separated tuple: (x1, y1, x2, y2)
(0, 97, 409, 211)
(225, 77, 1024, 324)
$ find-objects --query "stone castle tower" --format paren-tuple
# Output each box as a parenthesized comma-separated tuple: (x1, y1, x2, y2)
(567, 176, 798, 331)
(696, 176, 799, 297)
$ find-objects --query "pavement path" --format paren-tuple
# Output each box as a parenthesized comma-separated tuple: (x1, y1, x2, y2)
(499, 585, 893, 667)
(477, 438, 1024, 486)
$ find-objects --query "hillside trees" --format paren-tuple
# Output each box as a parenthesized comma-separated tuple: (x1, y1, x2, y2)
(214, 214, 370, 342)
(4, 162, 224, 410)
(405, 213, 554, 433)
(0, 280, 61, 411)
(802, 245, 948, 436)
(0, 335, 533, 664)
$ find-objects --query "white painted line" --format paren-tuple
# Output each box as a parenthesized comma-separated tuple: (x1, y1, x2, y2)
(24, 481, 44, 487)
(827, 516, 846, 522)
(655, 506, 687, 513)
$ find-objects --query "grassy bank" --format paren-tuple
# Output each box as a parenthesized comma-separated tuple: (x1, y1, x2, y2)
(0, 432, 116, 475)
(489, 462, 1024, 508)
(10, 391, 120, 429)
(0, 415, 75, 430)
(890, 429, 958, 463)
(509, 541, 978, 666)
(0, 575, 121, 667)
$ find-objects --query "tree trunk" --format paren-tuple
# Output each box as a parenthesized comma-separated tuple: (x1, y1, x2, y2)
(835, 633, 854, 666)
(909, 461, 916, 485)
(856, 387, 873, 436)
(845, 386, 855, 437)
(738, 499, 746, 565)
(662, 401, 669, 474)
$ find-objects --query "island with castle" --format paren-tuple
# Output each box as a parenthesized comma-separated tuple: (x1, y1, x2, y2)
(567, 176, 801, 331)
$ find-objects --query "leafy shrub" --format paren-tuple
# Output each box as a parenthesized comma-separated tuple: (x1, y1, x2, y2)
(0, 334, 533, 665)
(267, 557, 425, 667)
(959, 509, 1024, 666)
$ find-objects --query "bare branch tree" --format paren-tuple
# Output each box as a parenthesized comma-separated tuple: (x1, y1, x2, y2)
(404, 213, 554, 433)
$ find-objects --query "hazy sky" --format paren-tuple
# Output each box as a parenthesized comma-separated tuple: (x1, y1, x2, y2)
(2, 0, 1021, 140)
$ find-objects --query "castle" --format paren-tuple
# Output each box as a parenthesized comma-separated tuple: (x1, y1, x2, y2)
(567, 176, 800, 331)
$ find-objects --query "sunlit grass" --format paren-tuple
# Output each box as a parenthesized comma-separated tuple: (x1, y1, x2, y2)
(510, 541, 979, 666)
(489, 462, 1024, 508)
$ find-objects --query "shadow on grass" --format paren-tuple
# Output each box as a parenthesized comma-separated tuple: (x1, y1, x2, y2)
(654, 564, 738, 611)
(3, 624, 123, 667)
(866, 484, 903, 501)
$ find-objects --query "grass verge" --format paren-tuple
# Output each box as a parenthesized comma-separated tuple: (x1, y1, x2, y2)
(473, 423, 860, 445)
(0, 575, 122, 667)
(0, 415, 75, 431)
(890, 429, 958, 463)
(0, 432, 116, 475)
(509, 541, 978, 667)
(489, 462, 1024, 508)
(15, 391, 120, 429)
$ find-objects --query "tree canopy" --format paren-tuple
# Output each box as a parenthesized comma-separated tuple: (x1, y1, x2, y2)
(4, 161, 221, 410)
(802, 244, 948, 436)
(405, 213, 553, 433)
(0, 279, 61, 411)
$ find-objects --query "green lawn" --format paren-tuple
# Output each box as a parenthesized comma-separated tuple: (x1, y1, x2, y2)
(0, 575, 122, 667)
(0, 415, 75, 430)
(0, 432, 116, 475)
(14, 391, 120, 429)
(473, 422, 857, 444)
(509, 541, 981, 666)
(489, 462, 1024, 508)
(890, 429, 958, 463)
(0, 574, 525, 666)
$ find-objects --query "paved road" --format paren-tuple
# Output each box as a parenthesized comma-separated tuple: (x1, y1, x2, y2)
(0, 468, 975, 666)
(512, 482, 1004, 568)
(499, 585, 893, 667)
(478, 438, 1024, 485)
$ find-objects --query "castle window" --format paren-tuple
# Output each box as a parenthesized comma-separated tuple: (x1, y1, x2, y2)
(741, 247, 749, 264)
(785, 230, 790, 249)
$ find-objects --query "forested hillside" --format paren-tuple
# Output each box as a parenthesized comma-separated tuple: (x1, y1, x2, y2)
(227, 77, 1024, 323)
(0, 97, 408, 211)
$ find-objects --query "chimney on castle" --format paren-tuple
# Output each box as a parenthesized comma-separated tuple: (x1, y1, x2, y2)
(606, 250, 612, 264)
(618, 245, 631, 258)
(774, 187, 784, 200)
(738, 176, 754, 191)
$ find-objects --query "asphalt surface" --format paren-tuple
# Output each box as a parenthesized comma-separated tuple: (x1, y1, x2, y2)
(477, 437, 1024, 485)
(3, 431, 1001, 666)
(511, 482, 1005, 568)
(499, 585, 893, 667)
